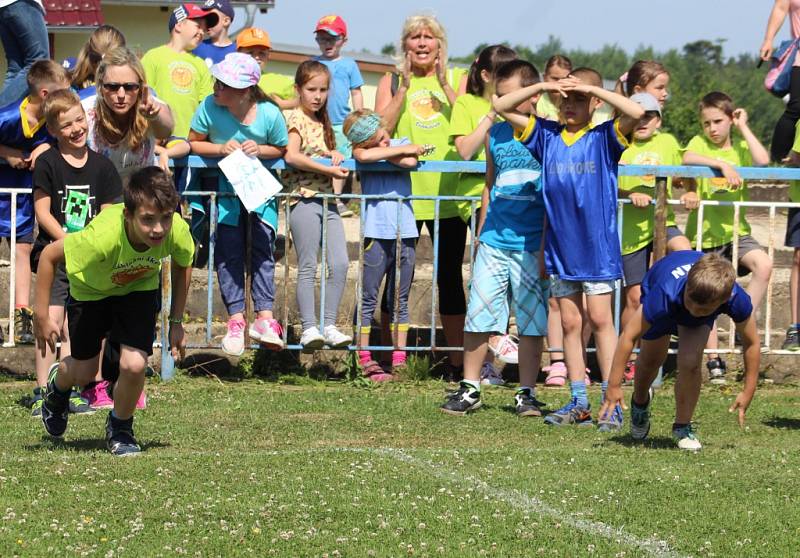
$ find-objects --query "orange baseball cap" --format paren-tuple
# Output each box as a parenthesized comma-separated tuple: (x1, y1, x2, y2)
(314, 14, 347, 37)
(236, 27, 272, 49)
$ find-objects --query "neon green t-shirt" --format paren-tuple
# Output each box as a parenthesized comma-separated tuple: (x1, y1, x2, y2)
(141, 45, 213, 137)
(684, 135, 752, 249)
(535, 93, 560, 121)
(64, 204, 195, 301)
(448, 93, 490, 221)
(618, 132, 681, 254)
(790, 120, 800, 202)
(259, 73, 295, 100)
(393, 67, 466, 220)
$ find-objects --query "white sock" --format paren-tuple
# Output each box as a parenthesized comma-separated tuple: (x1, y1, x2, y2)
(462, 379, 481, 391)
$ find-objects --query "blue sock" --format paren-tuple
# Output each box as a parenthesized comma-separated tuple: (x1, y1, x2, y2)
(601, 380, 608, 400)
(570, 380, 589, 408)
(793, 323, 800, 330)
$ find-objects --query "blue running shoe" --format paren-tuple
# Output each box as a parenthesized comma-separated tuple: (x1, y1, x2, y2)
(630, 391, 653, 440)
(41, 381, 70, 438)
(597, 404, 624, 432)
(543, 397, 592, 426)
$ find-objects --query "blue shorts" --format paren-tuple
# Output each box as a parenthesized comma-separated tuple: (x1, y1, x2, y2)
(786, 207, 800, 248)
(332, 123, 352, 158)
(465, 244, 549, 336)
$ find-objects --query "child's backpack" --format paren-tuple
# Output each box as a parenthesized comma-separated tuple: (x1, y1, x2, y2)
(764, 38, 800, 97)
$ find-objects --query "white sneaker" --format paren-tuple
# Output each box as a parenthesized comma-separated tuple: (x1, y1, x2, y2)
(323, 325, 352, 348)
(300, 327, 326, 353)
(489, 334, 519, 364)
(221, 318, 246, 356)
(672, 424, 702, 451)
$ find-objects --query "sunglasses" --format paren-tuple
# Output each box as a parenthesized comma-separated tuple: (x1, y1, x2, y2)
(101, 82, 141, 93)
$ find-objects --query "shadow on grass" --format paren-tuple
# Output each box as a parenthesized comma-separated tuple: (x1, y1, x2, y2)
(762, 416, 800, 430)
(25, 437, 171, 453)
(601, 434, 677, 450)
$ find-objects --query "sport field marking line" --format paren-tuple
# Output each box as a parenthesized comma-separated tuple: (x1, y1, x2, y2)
(376, 448, 687, 558)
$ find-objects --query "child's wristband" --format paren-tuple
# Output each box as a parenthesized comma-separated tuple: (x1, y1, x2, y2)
(168, 316, 183, 325)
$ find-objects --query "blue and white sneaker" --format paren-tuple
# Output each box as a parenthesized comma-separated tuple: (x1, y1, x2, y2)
(597, 404, 624, 432)
(479, 361, 505, 386)
(630, 390, 653, 440)
(543, 397, 593, 426)
(672, 423, 702, 451)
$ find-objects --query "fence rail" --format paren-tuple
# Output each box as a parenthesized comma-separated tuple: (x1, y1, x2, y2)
(2, 159, 800, 381)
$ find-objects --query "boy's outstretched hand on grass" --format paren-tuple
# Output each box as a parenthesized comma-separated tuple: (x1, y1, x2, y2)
(598, 384, 627, 422)
(729, 390, 754, 428)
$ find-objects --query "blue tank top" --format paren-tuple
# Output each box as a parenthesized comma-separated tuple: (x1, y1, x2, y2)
(479, 122, 545, 252)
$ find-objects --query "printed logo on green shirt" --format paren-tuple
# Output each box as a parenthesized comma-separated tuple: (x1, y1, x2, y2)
(167, 61, 197, 94)
(409, 89, 446, 129)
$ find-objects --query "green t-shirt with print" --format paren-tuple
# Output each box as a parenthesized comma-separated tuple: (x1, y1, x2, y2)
(393, 68, 466, 220)
(448, 93, 490, 221)
(141, 45, 213, 137)
(259, 73, 295, 100)
(64, 204, 195, 301)
(684, 135, 752, 249)
(618, 132, 681, 254)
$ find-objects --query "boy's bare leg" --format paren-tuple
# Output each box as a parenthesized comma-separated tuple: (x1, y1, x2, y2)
(546, 297, 564, 361)
(53, 355, 101, 393)
(558, 293, 586, 381)
(462, 331, 489, 383)
(585, 292, 616, 381)
(112, 345, 148, 420)
(15, 243, 32, 307)
(632, 335, 670, 406)
(34, 306, 67, 386)
(518, 335, 543, 387)
(740, 249, 772, 309)
(675, 325, 712, 424)
(791, 249, 800, 324)
(622, 285, 642, 363)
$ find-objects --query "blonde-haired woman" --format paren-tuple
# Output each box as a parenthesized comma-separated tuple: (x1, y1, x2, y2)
(375, 14, 468, 378)
(81, 47, 174, 183)
(70, 25, 127, 92)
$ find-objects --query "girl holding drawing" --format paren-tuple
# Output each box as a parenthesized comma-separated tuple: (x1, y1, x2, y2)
(188, 52, 289, 356)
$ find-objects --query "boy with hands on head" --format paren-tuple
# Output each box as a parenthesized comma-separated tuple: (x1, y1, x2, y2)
(493, 68, 644, 431)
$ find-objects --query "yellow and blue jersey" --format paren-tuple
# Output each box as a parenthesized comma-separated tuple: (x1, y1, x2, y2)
(0, 95, 53, 236)
(517, 116, 628, 281)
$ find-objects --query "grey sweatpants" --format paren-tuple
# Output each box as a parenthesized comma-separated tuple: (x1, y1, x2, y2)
(289, 198, 349, 331)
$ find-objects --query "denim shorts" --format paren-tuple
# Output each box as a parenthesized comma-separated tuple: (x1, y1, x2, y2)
(549, 276, 616, 298)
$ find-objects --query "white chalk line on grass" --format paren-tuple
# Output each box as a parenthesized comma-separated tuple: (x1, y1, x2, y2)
(374, 447, 687, 558)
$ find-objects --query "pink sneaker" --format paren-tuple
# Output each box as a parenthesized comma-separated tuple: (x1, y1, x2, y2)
(249, 318, 284, 351)
(82, 380, 146, 410)
(82, 381, 113, 409)
(222, 318, 246, 356)
(543, 361, 567, 387)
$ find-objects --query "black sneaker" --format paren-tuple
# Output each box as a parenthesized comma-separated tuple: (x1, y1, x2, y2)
(14, 306, 34, 345)
(440, 381, 481, 416)
(105, 413, 141, 456)
(782, 326, 800, 351)
(514, 388, 544, 417)
(41, 381, 70, 438)
(706, 358, 726, 385)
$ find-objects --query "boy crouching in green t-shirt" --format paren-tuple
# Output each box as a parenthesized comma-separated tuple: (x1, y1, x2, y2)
(34, 167, 195, 456)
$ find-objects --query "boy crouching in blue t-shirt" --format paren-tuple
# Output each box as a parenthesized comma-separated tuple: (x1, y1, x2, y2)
(441, 60, 549, 416)
(599, 251, 759, 451)
(494, 66, 645, 430)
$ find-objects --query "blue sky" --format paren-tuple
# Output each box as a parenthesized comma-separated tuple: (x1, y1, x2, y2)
(251, 0, 786, 59)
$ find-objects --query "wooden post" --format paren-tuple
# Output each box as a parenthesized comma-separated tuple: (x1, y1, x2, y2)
(653, 176, 668, 261)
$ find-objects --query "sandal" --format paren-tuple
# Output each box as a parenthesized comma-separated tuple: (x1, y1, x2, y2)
(543, 361, 567, 387)
(361, 360, 394, 382)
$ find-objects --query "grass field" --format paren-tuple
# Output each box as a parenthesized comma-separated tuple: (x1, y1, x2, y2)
(1, 371, 799, 557)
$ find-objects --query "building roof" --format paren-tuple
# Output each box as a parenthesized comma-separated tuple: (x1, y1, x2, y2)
(43, 1, 276, 30)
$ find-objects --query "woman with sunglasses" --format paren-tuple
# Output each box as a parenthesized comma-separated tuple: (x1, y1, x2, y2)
(82, 47, 174, 184)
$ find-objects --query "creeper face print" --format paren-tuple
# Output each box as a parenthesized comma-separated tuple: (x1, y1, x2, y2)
(63, 188, 91, 232)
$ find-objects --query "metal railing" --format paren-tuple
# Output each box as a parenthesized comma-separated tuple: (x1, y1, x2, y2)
(2, 160, 799, 381)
